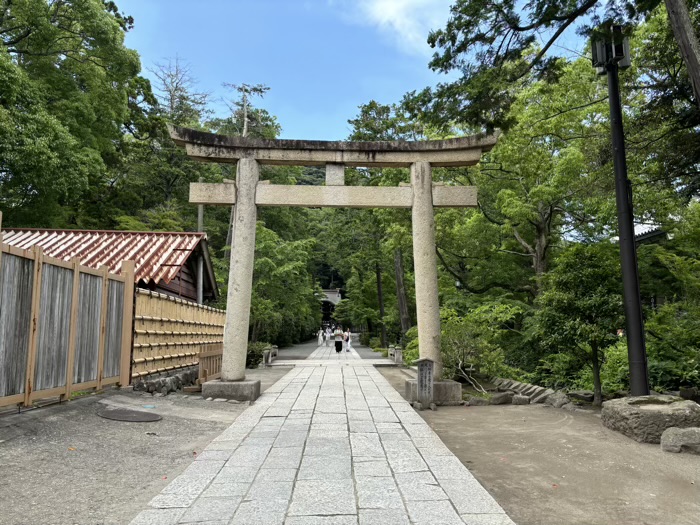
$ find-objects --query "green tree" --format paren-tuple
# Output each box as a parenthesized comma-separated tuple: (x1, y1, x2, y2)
(405, 0, 700, 131)
(531, 243, 624, 405)
(0, 0, 149, 227)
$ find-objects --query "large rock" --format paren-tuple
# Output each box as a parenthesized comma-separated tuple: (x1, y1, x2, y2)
(490, 391, 514, 405)
(601, 395, 700, 444)
(660, 427, 700, 454)
(466, 396, 489, 406)
(545, 391, 570, 409)
(532, 388, 555, 404)
(568, 390, 594, 403)
(512, 394, 530, 405)
(680, 387, 700, 404)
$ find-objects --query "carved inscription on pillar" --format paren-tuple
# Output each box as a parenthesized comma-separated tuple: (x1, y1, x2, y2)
(415, 358, 434, 408)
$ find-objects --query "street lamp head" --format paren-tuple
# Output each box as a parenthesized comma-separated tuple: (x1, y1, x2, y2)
(592, 24, 631, 75)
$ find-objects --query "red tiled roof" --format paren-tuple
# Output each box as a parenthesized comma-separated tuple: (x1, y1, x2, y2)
(1, 229, 205, 285)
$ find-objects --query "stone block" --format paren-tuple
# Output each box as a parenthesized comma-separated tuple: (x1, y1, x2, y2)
(489, 392, 513, 405)
(202, 379, 261, 402)
(466, 396, 489, 406)
(680, 386, 700, 404)
(512, 394, 530, 405)
(404, 379, 462, 406)
(660, 427, 700, 454)
(524, 385, 541, 397)
(601, 395, 700, 443)
(532, 388, 555, 404)
(527, 386, 545, 399)
(568, 390, 594, 402)
(545, 391, 570, 408)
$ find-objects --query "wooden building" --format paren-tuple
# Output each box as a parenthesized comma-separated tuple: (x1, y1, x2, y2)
(0, 229, 218, 303)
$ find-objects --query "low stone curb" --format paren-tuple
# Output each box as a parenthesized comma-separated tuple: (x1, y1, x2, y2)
(133, 367, 199, 396)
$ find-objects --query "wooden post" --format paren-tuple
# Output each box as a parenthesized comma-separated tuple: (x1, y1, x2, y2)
(64, 258, 81, 400)
(96, 265, 109, 390)
(24, 246, 44, 407)
(119, 260, 135, 387)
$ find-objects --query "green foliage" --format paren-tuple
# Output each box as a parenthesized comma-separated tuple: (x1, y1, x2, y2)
(403, 326, 419, 366)
(368, 337, 382, 350)
(531, 243, 623, 404)
(246, 342, 271, 369)
(441, 308, 526, 382)
(359, 332, 371, 347)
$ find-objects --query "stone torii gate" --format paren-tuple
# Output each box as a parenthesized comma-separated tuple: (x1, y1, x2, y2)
(170, 126, 497, 400)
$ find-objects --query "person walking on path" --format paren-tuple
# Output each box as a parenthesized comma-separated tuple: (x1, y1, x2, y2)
(325, 327, 332, 347)
(344, 328, 352, 352)
(334, 326, 344, 354)
(317, 328, 324, 346)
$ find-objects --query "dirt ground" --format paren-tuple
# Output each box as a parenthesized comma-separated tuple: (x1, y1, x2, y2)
(379, 367, 700, 525)
(0, 367, 292, 525)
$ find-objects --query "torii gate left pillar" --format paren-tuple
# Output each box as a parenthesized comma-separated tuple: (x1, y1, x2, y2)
(170, 126, 498, 400)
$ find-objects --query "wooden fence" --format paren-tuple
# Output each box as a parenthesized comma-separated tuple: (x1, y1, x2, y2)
(131, 289, 225, 379)
(0, 240, 135, 408)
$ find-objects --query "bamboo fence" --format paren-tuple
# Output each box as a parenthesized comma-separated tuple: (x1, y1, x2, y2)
(131, 289, 225, 379)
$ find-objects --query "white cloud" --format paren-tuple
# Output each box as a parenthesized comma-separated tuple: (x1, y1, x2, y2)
(331, 0, 453, 56)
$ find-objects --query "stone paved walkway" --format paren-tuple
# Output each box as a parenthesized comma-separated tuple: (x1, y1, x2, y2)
(129, 345, 515, 525)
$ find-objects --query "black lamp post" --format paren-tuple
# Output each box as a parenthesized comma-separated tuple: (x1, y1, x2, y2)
(592, 25, 650, 396)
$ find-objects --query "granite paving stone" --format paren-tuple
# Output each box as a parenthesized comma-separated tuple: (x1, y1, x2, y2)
(177, 496, 241, 523)
(298, 455, 351, 480)
(229, 500, 286, 525)
(358, 509, 410, 525)
(352, 458, 393, 477)
(394, 471, 448, 501)
(355, 476, 405, 510)
(405, 500, 463, 524)
(201, 482, 250, 498)
(288, 479, 357, 516)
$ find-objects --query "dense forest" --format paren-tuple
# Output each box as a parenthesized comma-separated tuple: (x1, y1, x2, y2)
(1, 1, 699, 404)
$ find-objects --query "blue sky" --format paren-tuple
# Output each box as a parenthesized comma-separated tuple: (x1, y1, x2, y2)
(119, 0, 457, 140)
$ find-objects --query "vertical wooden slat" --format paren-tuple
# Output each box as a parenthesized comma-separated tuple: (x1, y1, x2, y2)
(24, 247, 43, 406)
(0, 210, 4, 281)
(96, 265, 109, 390)
(119, 260, 135, 386)
(64, 258, 81, 400)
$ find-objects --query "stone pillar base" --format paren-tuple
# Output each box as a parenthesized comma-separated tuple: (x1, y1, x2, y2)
(405, 379, 463, 406)
(202, 379, 261, 402)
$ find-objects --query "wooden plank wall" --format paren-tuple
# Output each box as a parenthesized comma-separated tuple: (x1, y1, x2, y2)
(0, 217, 135, 408)
(131, 289, 225, 379)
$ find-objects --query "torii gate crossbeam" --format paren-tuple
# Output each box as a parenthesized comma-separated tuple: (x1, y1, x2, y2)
(170, 126, 498, 400)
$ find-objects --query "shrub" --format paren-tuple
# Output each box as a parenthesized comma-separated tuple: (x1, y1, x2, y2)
(359, 332, 371, 346)
(246, 342, 270, 368)
(369, 337, 381, 350)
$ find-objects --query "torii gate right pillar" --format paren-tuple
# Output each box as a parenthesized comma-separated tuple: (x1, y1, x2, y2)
(411, 161, 442, 378)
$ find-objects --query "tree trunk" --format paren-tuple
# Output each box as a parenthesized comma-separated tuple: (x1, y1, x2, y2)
(591, 342, 603, 407)
(665, 0, 700, 108)
(394, 248, 412, 337)
(376, 263, 387, 348)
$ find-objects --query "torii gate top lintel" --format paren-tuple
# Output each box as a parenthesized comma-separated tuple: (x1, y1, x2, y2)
(168, 125, 499, 168)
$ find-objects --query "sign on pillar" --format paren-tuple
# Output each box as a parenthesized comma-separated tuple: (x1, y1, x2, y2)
(414, 358, 436, 411)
